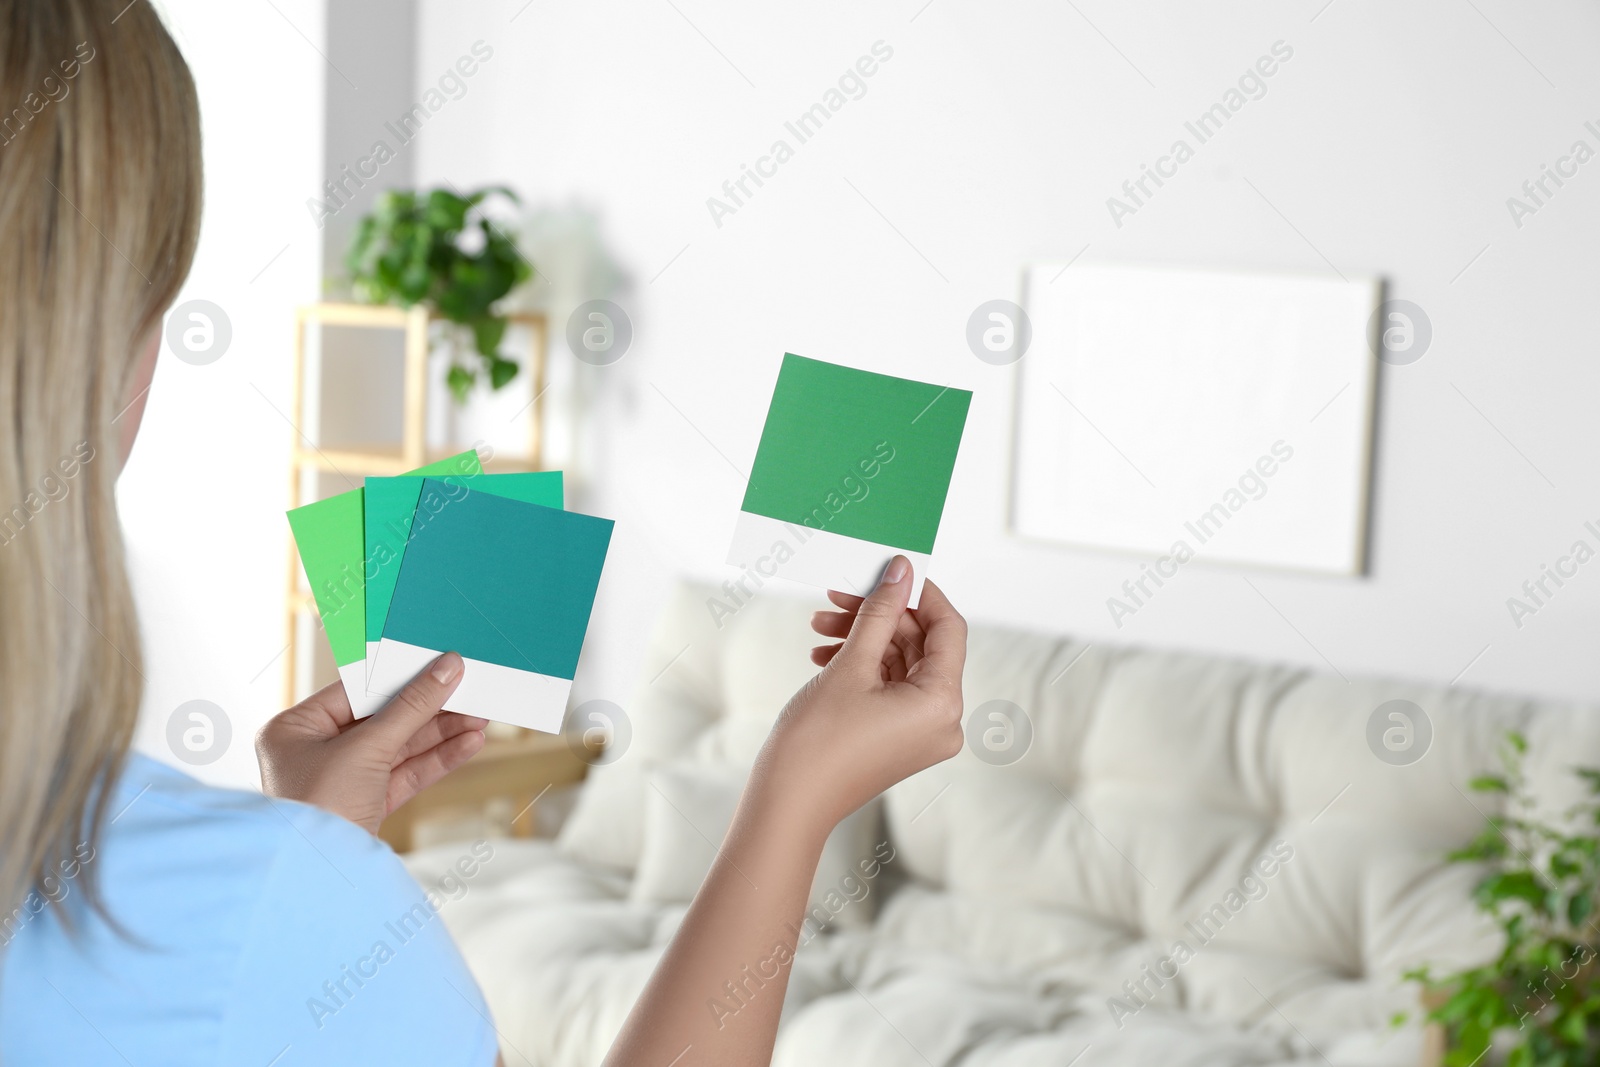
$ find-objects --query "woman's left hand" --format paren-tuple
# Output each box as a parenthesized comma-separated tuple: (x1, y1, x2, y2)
(255, 652, 486, 834)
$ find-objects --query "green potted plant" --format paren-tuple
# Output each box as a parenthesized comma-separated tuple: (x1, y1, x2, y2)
(346, 186, 534, 402)
(1405, 732, 1600, 1066)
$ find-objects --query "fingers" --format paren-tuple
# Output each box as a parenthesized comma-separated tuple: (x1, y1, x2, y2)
(881, 637, 908, 684)
(363, 652, 466, 753)
(811, 609, 852, 639)
(813, 607, 925, 645)
(814, 603, 928, 667)
(893, 610, 928, 659)
(810, 642, 843, 666)
(907, 579, 967, 688)
(301, 677, 356, 729)
(826, 589, 865, 611)
(385, 727, 486, 816)
(395, 711, 489, 765)
(835, 556, 914, 676)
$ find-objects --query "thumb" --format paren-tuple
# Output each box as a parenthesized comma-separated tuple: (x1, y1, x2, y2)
(361, 652, 465, 753)
(836, 556, 913, 675)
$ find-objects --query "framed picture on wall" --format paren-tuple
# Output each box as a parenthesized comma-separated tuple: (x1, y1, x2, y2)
(1011, 262, 1381, 576)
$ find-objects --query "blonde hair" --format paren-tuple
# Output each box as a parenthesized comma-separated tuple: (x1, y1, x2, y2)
(0, 0, 201, 931)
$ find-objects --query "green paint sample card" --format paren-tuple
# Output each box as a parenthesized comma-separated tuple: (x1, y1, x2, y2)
(286, 449, 481, 715)
(727, 353, 971, 606)
(368, 479, 614, 733)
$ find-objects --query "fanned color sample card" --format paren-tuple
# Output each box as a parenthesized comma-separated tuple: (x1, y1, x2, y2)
(289, 455, 609, 731)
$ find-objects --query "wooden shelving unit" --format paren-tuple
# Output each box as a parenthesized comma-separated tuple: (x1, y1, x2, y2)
(283, 302, 550, 707)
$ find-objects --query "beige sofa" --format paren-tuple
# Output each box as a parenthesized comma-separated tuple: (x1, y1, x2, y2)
(405, 581, 1600, 1066)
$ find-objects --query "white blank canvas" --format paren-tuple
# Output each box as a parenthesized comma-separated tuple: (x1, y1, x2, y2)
(1012, 263, 1379, 575)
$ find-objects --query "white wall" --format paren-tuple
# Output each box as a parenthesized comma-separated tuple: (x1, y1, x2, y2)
(121, 0, 328, 787)
(409, 0, 1600, 709)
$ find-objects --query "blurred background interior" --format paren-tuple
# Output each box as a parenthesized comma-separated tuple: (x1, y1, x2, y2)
(116, 2, 1600, 1065)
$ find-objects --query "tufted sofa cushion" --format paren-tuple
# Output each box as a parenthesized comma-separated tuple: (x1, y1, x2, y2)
(412, 581, 1600, 1066)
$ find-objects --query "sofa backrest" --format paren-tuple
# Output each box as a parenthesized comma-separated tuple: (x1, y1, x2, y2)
(560, 580, 1600, 1023)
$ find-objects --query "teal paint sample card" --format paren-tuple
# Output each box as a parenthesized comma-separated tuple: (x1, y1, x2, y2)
(363, 470, 564, 699)
(368, 479, 614, 732)
(727, 353, 971, 606)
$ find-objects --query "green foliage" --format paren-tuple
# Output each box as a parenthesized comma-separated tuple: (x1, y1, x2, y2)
(345, 187, 533, 402)
(1406, 732, 1600, 1066)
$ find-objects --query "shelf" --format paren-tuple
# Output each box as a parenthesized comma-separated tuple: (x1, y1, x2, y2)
(298, 303, 415, 329)
(292, 444, 543, 477)
(298, 303, 549, 332)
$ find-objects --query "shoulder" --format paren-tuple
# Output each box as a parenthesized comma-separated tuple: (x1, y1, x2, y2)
(108, 750, 401, 890)
(2, 753, 499, 1067)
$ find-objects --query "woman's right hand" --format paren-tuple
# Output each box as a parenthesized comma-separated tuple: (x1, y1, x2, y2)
(749, 555, 968, 837)
(605, 556, 966, 1066)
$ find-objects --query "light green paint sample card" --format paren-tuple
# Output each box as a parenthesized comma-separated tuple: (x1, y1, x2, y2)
(286, 489, 367, 666)
(286, 449, 481, 714)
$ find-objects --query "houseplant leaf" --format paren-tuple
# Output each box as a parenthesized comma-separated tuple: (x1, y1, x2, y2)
(345, 185, 534, 400)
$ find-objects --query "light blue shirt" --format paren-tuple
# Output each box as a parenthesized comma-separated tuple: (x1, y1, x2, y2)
(0, 752, 499, 1066)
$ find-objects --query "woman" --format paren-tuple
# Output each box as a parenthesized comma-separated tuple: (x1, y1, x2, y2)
(0, 2, 968, 1064)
